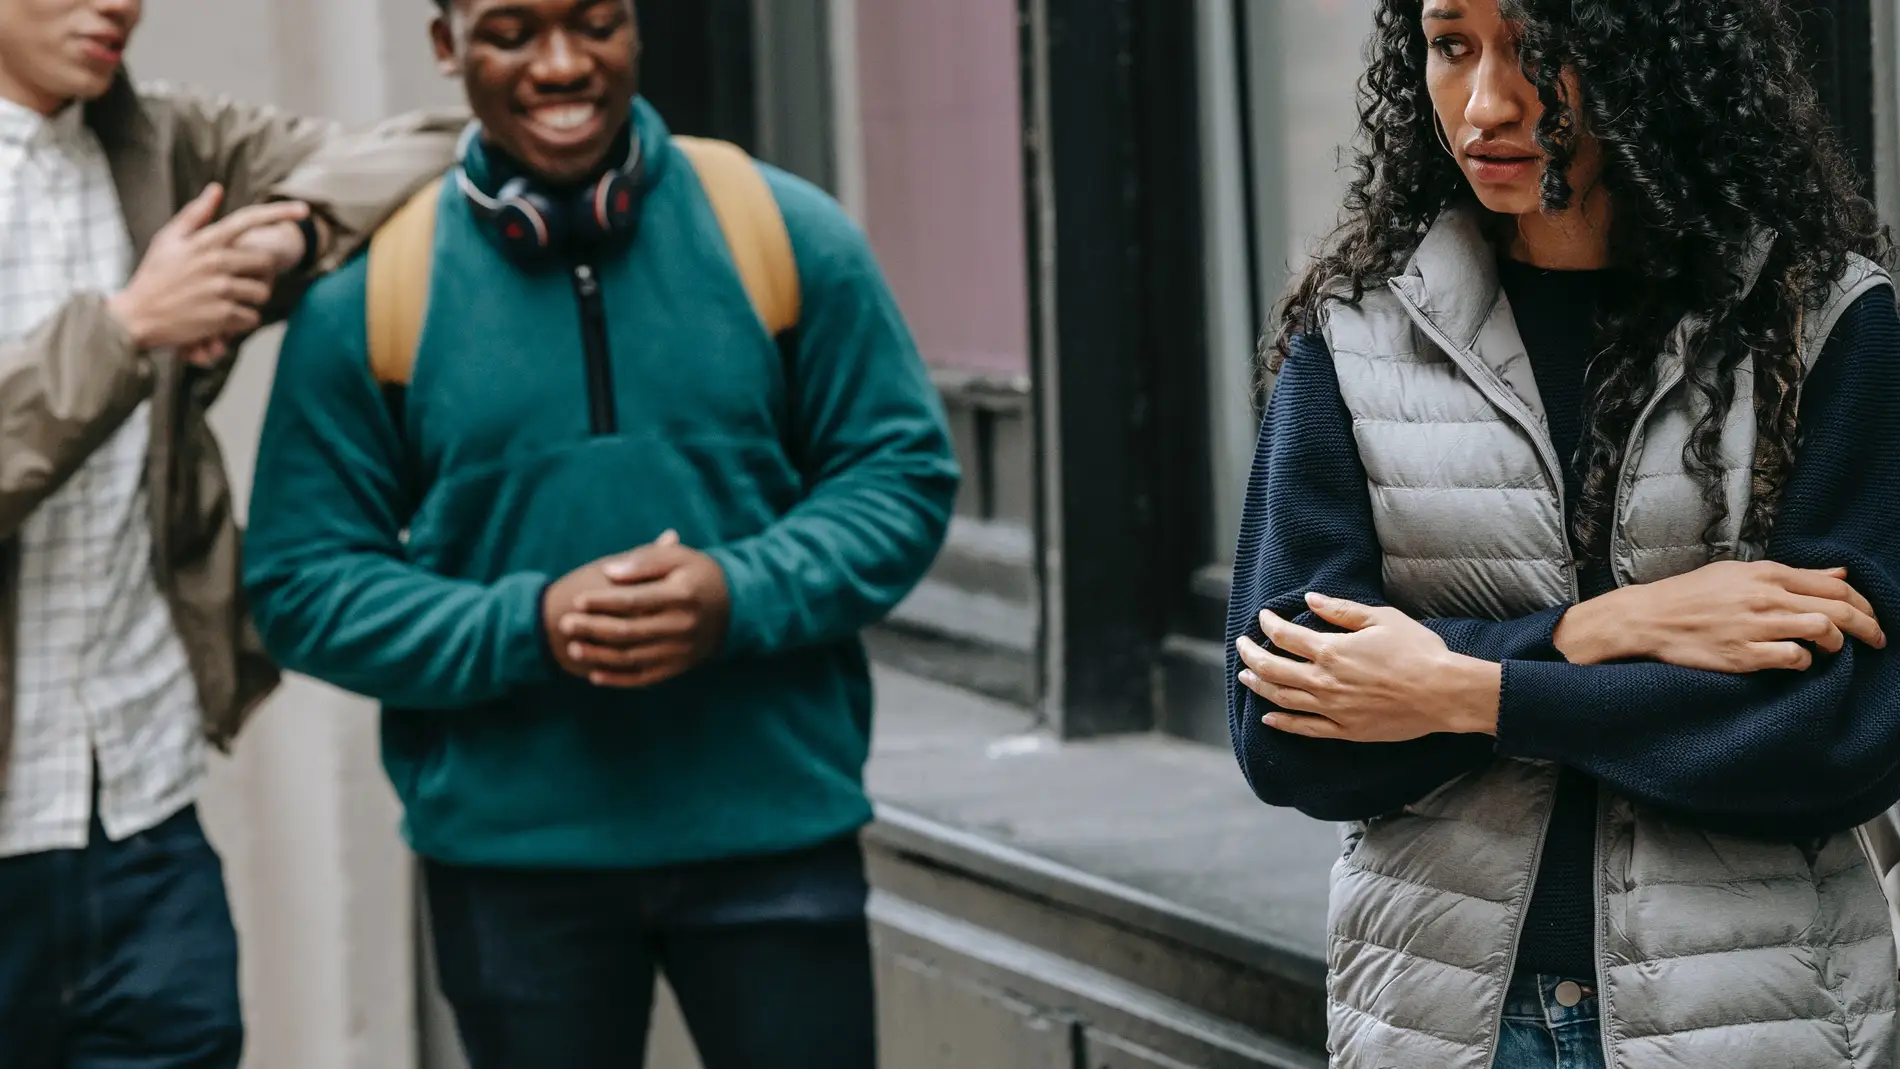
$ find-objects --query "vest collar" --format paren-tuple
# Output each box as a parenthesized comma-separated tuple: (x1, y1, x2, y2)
(1384, 205, 1551, 448)
(1391, 203, 1782, 346)
(1389, 203, 1500, 352)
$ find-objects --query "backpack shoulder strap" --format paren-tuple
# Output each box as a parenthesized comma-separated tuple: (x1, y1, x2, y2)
(365, 178, 444, 388)
(673, 136, 801, 336)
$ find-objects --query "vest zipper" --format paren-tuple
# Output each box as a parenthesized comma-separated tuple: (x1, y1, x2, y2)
(1389, 284, 1580, 600)
(571, 263, 617, 435)
(1482, 781, 1559, 1063)
(1592, 789, 1614, 1066)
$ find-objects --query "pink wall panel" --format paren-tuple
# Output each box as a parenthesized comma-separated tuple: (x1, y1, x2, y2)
(855, 0, 1031, 378)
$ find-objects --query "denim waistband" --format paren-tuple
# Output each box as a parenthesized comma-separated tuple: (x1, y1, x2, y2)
(1502, 971, 1600, 1030)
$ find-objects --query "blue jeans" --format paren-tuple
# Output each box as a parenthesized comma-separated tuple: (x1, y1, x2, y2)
(0, 806, 243, 1069)
(423, 833, 875, 1069)
(1494, 972, 1607, 1069)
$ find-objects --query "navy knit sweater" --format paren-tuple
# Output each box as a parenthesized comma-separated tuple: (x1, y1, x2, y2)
(1226, 278, 1900, 981)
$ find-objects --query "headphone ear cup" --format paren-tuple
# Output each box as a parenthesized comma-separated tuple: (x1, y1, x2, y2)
(583, 170, 641, 243)
(492, 182, 561, 259)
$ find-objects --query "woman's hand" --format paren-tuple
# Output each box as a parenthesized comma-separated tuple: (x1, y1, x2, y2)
(1555, 561, 1885, 671)
(1236, 593, 1501, 742)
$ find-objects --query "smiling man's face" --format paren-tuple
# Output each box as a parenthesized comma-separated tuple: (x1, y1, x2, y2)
(432, 0, 638, 184)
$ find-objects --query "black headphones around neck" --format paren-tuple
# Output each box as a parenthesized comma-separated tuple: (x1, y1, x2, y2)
(453, 121, 645, 262)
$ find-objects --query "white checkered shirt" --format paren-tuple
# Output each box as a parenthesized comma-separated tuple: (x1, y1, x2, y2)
(0, 97, 203, 857)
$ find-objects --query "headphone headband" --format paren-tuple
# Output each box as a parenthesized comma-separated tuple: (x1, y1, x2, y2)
(452, 119, 642, 210)
(452, 117, 646, 261)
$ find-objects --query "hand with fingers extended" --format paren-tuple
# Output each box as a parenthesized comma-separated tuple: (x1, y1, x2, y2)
(542, 530, 733, 689)
(106, 183, 311, 365)
(1552, 560, 1886, 670)
(1235, 594, 1501, 743)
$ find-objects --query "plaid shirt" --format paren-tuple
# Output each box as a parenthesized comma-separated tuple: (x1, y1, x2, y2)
(0, 97, 203, 857)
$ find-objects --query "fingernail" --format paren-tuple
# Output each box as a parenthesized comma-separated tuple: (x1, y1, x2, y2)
(568, 642, 584, 659)
(1239, 670, 1259, 687)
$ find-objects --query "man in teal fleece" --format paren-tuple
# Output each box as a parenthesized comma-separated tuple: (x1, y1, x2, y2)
(241, 0, 957, 1065)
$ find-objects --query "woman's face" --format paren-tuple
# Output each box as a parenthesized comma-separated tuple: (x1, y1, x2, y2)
(1421, 0, 1600, 219)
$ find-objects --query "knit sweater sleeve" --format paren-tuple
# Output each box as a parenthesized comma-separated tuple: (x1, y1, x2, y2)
(1226, 333, 1564, 821)
(1496, 287, 1900, 837)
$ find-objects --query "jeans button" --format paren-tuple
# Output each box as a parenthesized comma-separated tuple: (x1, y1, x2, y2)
(1554, 980, 1584, 1008)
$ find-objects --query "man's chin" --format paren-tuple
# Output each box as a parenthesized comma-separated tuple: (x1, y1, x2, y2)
(66, 69, 120, 103)
(493, 110, 632, 185)
(519, 146, 620, 186)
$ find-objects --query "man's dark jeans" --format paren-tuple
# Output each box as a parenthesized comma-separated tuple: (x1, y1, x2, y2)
(0, 806, 244, 1069)
(423, 833, 877, 1069)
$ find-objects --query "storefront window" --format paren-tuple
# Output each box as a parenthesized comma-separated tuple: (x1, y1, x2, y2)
(1202, 0, 1372, 563)
(849, 0, 1031, 381)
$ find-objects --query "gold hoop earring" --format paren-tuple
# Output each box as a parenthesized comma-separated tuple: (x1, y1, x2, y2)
(1434, 115, 1458, 160)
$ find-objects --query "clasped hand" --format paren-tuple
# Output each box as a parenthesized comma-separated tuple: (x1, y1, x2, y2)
(1235, 594, 1498, 742)
(1236, 560, 1885, 744)
(541, 531, 733, 689)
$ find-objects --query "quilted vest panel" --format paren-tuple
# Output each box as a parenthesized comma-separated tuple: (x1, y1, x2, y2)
(1314, 206, 1896, 1068)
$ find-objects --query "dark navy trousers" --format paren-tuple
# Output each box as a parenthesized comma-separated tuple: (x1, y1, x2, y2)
(0, 806, 243, 1069)
(423, 832, 877, 1069)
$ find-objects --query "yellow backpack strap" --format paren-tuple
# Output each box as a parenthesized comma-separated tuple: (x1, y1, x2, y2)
(674, 136, 801, 336)
(365, 179, 444, 388)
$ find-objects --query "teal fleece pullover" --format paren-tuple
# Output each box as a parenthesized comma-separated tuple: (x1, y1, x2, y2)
(243, 100, 959, 868)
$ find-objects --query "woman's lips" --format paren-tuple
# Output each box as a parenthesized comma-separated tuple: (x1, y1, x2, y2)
(1465, 152, 1540, 184)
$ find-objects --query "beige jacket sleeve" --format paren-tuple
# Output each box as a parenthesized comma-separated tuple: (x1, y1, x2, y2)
(142, 84, 466, 315)
(0, 295, 152, 538)
(0, 90, 465, 534)
(138, 86, 464, 403)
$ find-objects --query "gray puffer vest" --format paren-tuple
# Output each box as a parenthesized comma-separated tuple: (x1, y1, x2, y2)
(1318, 205, 1897, 1069)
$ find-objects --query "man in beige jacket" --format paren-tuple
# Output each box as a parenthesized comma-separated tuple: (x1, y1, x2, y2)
(0, 0, 455, 1065)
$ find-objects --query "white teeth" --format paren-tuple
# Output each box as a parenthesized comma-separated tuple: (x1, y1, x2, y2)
(531, 105, 596, 131)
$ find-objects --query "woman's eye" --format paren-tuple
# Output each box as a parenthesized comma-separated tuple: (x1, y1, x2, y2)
(1431, 36, 1470, 60)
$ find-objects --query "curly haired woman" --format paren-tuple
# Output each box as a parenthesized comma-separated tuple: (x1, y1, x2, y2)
(1226, 1, 1900, 1067)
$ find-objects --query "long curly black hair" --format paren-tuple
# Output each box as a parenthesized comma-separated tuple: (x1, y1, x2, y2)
(1268, 0, 1890, 560)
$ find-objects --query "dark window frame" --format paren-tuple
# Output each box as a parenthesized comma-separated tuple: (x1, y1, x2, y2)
(1805, 0, 1878, 188)
(635, 0, 759, 149)
(1020, 0, 1212, 738)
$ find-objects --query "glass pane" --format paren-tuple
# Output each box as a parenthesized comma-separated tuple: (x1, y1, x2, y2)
(1246, 0, 1378, 321)
(1202, 0, 1374, 563)
(1878, 0, 1900, 227)
(851, 0, 1031, 380)
(1198, 0, 1258, 566)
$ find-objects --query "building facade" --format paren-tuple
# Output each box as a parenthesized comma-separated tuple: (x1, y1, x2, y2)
(119, 1, 1898, 1067)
